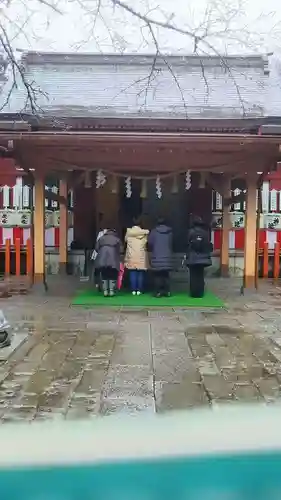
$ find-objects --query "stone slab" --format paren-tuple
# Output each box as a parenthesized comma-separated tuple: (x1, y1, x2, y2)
(0, 333, 28, 361)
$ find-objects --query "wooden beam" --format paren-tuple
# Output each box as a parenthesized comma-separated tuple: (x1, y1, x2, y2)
(33, 175, 47, 291)
(0, 131, 281, 147)
(243, 173, 258, 290)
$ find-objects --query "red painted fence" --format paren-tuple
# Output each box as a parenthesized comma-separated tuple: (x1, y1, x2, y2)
(3, 238, 33, 278)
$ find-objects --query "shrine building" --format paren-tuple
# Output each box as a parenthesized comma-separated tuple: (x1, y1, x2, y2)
(0, 51, 281, 289)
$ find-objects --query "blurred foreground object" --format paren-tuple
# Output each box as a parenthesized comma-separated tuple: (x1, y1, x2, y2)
(1, 406, 281, 497)
(0, 310, 11, 348)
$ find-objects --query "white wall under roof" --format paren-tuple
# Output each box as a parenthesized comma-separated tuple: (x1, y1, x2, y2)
(0, 54, 272, 118)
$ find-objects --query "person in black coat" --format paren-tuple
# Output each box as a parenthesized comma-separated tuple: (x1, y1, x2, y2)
(186, 216, 213, 298)
(148, 217, 173, 297)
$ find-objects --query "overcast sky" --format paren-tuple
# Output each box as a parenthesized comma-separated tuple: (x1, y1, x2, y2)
(2, 0, 281, 56)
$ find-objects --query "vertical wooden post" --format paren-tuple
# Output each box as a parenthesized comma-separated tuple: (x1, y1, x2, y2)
(243, 174, 258, 290)
(33, 175, 47, 291)
(220, 178, 231, 277)
(262, 242, 269, 278)
(5, 239, 11, 277)
(15, 238, 21, 276)
(26, 238, 33, 277)
(255, 184, 262, 289)
(273, 242, 280, 280)
(59, 178, 68, 274)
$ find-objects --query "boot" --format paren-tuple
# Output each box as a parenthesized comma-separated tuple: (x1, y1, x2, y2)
(109, 280, 116, 297)
(102, 280, 109, 297)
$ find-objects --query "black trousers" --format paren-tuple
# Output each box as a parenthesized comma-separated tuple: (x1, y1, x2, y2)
(100, 267, 118, 280)
(189, 265, 205, 298)
(153, 270, 170, 295)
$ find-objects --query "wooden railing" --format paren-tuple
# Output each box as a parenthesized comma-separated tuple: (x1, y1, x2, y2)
(260, 241, 281, 279)
(3, 238, 33, 278)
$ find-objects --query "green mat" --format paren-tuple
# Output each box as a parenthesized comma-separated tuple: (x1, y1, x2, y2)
(72, 290, 224, 308)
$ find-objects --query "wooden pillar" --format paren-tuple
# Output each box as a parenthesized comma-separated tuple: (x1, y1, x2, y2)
(243, 174, 258, 289)
(33, 175, 47, 290)
(220, 179, 231, 277)
(59, 178, 68, 273)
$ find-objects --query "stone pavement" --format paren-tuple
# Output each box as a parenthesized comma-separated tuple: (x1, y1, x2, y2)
(1, 277, 281, 422)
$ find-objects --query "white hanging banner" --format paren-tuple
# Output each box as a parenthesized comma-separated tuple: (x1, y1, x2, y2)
(45, 186, 49, 208)
(13, 178, 23, 209)
(262, 181, 270, 213)
(51, 186, 58, 208)
(234, 188, 241, 211)
(125, 176, 132, 198)
(270, 189, 277, 212)
(156, 175, 162, 199)
(2, 185, 10, 208)
(22, 185, 30, 208)
(185, 171, 191, 190)
(215, 192, 222, 211)
(96, 170, 106, 188)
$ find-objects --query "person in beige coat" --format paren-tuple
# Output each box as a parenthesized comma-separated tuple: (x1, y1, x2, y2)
(124, 217, 149, 295)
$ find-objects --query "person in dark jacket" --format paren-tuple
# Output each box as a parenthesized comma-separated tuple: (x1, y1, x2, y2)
(186, 216, 213, 298)
(148, 217, 173, 297)
(94, 229, 121, 297)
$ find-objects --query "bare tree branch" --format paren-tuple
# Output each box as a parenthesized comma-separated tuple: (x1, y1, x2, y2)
(0, 0, 278, 117)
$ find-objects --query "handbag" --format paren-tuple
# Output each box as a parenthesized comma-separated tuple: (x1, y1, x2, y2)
(117, 263, 125, 290)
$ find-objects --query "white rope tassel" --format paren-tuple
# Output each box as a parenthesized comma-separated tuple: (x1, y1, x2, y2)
(185, 170, 191, 190)
(125, 176, 132, 198)
(156, 175, 162, 199)
(96, 170, 106, 188)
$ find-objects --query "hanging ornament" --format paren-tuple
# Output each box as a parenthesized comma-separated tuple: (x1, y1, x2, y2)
(262, 181, 270, 213)
(110, 175, 118, 194)
(156, 175, 162, 199)
(171, 175, 179, 194)
(140, 179, 147, 199)
(23, 185, 29, 208)
(125, 176, 132, 198)
(51, 185, 58, 208)
(96, 169, 106, 188)
(234, 188, 241, 211)
(270, 189, 277, 212)
(185, 170, 191, 190)
(215, 192, 222, 211)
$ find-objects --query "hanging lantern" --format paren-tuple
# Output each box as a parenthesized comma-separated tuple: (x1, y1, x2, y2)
(140, 179, 147, 199)
(171, 175, 179, 194)
(125, 176, 132, 198)
(110, 175, 118, 194)
(156, 175, 162, 199)
(96, 170, 106, 188)
(185, 170, 191, 190)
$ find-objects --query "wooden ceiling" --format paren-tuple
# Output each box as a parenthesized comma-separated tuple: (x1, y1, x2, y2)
(0, 131, 280, 175)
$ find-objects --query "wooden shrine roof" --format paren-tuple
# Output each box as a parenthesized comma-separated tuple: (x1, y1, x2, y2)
(0, 129, 280, 175)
